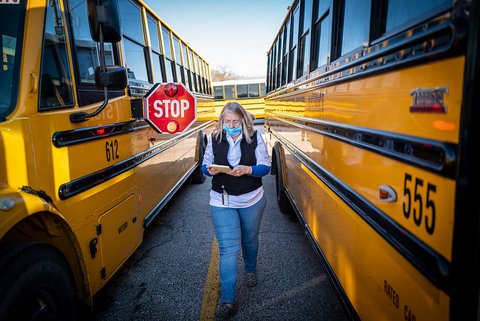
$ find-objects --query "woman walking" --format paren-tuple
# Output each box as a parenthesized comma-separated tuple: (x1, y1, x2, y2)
(202, 102, 271, 318)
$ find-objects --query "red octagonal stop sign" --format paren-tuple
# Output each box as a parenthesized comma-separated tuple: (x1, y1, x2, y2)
(143, 83, 197, 134)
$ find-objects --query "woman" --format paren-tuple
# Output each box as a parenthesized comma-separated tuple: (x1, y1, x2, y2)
(202, 102, 271, 318)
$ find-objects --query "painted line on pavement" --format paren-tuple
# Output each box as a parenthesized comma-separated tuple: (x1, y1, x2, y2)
(200, 236, 219, 320)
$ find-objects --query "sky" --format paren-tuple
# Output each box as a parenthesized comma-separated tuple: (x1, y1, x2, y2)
(144, 0, 293, 79)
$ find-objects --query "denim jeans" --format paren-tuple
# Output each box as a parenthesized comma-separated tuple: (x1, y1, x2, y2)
(210, 195, 267, 303)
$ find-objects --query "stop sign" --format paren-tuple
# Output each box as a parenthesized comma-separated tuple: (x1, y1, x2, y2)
(143, 83, 197, 133)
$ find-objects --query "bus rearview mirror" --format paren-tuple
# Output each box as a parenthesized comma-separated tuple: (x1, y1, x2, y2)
(95, 66, 127, 90)
(87, 0, 122, 43)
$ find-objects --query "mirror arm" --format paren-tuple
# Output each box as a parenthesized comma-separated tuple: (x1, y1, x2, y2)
(70, 27, 110, 123)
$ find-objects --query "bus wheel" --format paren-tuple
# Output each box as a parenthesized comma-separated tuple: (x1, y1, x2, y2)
(190, 134, 206, 184)
(274, 156, 293, 215)
(0, 242, 76, 321)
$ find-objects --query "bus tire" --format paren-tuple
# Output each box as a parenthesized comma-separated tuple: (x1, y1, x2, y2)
(0, 242, 76, 321)
(274, 150, 293, 215)
(190, 133, 206, 184)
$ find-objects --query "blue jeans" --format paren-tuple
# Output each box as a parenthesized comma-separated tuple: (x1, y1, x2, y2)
(210, 195, 266, 303)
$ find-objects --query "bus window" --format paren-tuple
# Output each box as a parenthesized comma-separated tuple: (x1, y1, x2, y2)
(297, 0, 312, 78)
(310, 0, 332, 71)
(39, 0, 74, 109)
(386, 0, 448, 33)
(248, 83, 260, 98)
(181, 43, 191, 89)
(193, 54, 202, 93)
(340, 0, 371, 55)
(120, 0, 149, 83)
(260, 83, 266, 96)
(147, 15, 164, 83)
(225, 85, 235, 99)
(173, 36, 185, 84)
(237, 84, 248, 98)
(214, 86, 224, 99)
(123, 38, 149, 81)
(281, 23, 289, 85)
(288, 5, 299, 83)
(276, 34, 282, 86)
(0, 0, 25, 119)
(162, 26, 175, 82)
(188, 49, 197, 91)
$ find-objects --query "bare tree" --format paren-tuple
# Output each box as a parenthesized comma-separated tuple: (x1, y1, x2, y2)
(211, 65, 239, 81)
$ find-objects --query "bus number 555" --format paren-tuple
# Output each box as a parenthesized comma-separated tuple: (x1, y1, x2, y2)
(402, 173, 436, 235)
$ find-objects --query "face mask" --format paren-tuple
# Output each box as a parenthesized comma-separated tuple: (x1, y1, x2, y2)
(223, 124, 242, 137)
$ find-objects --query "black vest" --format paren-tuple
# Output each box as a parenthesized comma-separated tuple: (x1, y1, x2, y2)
(211, 131, 262, 196)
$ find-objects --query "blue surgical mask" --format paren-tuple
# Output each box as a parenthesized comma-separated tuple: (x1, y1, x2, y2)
(223, 124, 242, 137)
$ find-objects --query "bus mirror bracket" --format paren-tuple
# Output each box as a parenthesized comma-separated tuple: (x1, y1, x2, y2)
(70, 0, 126, 123)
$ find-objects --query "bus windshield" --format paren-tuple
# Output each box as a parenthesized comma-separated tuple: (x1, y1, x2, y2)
(0, 1, 26, 121)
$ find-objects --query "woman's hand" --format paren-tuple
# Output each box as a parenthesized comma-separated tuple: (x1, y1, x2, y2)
(207, 167, 220, 175)
(229, 165, 252, 177)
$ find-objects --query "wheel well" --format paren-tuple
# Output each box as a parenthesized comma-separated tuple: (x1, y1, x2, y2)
(2, 212, 92, 307)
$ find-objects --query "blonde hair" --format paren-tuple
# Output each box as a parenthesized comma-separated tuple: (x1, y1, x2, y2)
(213, 102, 255, 143)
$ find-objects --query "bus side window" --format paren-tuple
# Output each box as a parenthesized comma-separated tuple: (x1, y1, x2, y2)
(119, 0, 150, 83)
(310, 0, 332, 71)
(248, 83, 260, 98)
(225, 85, 235, 100)
(147, 15, 164, 84)
(162, 27, 176, 82)
(237, 84, 248, 98)
(214, 86, 224, 100)
(340, 0, 371, 56)
(39, 0, 74, 109)
(385, 0, 447, 34)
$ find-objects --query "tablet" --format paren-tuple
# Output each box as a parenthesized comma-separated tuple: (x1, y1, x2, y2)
(207, 164, 231, 173)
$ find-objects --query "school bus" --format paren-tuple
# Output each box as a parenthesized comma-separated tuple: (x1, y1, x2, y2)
(0, 0, 215, 319)
(265, 0, 479, 320)
(212, 78, 266, 121)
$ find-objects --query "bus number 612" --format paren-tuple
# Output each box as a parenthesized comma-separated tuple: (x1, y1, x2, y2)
(402, 173, 436, 235)
(105, 139, 119, 162)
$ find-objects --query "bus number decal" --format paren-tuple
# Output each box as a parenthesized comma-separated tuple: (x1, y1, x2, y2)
(402, 173, 436, 235)
(105, 140, 119, 162)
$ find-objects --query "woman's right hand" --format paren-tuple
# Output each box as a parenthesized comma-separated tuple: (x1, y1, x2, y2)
(207, 167, 220, 175)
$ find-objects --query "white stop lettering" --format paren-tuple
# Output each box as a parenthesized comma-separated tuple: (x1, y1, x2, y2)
(153, 99, 190, 118)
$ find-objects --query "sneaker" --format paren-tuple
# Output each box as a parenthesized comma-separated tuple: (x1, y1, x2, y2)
(245, 272, 257, 287)
(217, 303, 236, 319)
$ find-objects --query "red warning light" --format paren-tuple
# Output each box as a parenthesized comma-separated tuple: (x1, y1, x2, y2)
(164, 83, 178, 97)
(96, 128, 105, 135)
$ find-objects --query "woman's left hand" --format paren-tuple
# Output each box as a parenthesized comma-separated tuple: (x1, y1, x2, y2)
(229, 165, 251, 177)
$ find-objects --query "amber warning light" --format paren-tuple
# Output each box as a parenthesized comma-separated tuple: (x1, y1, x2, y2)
(143, 82, 197, 134)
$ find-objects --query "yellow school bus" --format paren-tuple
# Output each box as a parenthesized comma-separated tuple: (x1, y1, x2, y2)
(265, 0, 480, 320)
(0, 0, 215, 319)
(213, 79, 266, 121)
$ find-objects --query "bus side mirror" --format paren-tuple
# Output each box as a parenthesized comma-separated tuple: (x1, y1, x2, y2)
(70, 0, 124, 123)
(95, 66, 127, 90)
(87, 0, 122, 43)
